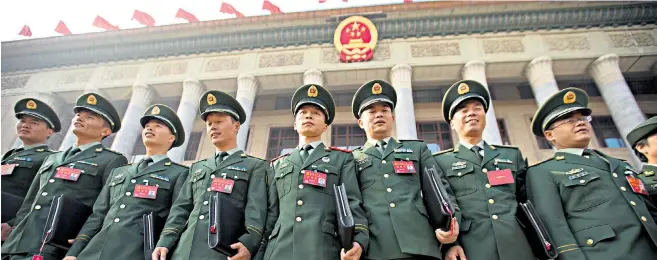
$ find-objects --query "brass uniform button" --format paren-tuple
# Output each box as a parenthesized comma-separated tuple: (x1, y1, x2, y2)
(488, 199, 495, 204)
(586, 239, 593, 246)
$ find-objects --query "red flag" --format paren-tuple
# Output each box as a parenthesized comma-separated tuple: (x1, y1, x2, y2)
(18, 25, 32, 37)
(220, 2, 244, 18)
(175, 8, 199, 23)
(132, 10, 155, 26)
(404, 0, 413, 2)
(263, 0, 282, 14)
(319, 0, 347, 3)
(93, 15, 119, 31)
(55, 21, 72, 35)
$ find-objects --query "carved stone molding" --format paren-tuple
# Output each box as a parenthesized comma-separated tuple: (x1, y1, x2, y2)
(100, 66, 139, 81)
(322, 49, 340, 64)
(545, 36, 590, 51)
(608, 32, 656, 48)
(59, 71, 92, 84)
(410, 42, 460, 57)
(205, 57, 240, 72)
(372, 45, 391, 61)
(1, 75, 29, 90)
(259, 52, 304, 68)
(153, 62, 188, 76)
(483, 39, 524, 54)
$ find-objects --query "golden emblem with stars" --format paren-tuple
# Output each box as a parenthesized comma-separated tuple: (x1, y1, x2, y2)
(372, 83, 383, 94)
(207, 93, 217, 105)
(308, 85, 319, 97)
(563, 91, 576, 104)
(87, 95, 97, 105)
(152, 106, 160, 115)
(26, 100, 37, 109)
(457, 83, 470, 95)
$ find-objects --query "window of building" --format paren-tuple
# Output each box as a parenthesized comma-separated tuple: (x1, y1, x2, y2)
(266, 127, 299, 160)
(627, 77, 657, 95)
(333, 91, 356, 107)
(497, 119, 511, 145)
(591, 116, 626, 148)
(489, 83, 532, 100)
(416, 121, 453, 153)
(184, 132, 203, 161)
(332, 124, 366, 150)
(275, 96, 291, 110)
(517, 84, 535, 99)
(412, 86, 447, 104)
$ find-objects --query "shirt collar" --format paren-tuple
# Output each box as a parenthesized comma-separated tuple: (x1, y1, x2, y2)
(215, 147, 241, 156)
(149, 154, 168, 164)
(75, 142, 101, 152)
(459, 140, 485, 150)
(368, 136, 393, 147)
(556, 148, 585, 156)
(298, 141, 323, 150)
(22, 143, 47, 150)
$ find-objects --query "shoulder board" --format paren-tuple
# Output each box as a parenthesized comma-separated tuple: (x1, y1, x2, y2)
(101, 148, 124, 155)
(398, 139, 424, 142)
(270, 152, 291, 163)
(48, 149, 57, 153)
(170, 161, 189, 168)
(245, 154, 266, 161)
(530, 157, 554, 167)
(327, 146, 352, 153)
(490, 144, 519, 150)
(432, 148, 454, 156)
(352, 146, 364, 151)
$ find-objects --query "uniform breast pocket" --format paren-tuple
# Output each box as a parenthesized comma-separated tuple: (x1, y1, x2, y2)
(108, 174, 127, 199)
(190, 170, 206, 198)
(492, 165, 517, 194)
(316, 164, 339, 196)
(275, 166, 293, 198)
(38, 162, 54, 186)
(393, 154, 420, 182)
(561, 172, 611, 212)
(13, 160, 35, 170)
(224, 170, 250, 204)
(356, 159, 376, 191)
(446, 164, 477, 197)
(62, 165, 101, 190)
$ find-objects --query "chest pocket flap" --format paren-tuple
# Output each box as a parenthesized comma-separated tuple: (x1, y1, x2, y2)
(562, 172, 600, 187)
(191, 170, 206, 183)
(275, 165, 294, 179)
(109, 174, 126, 187)
(38, 162, 54, 175)
(315, 164, 338, 175)
(356, 158, 372, 171)
(446, 162, 474, 177)
(12, 160, 35, 169)
(224, 170, 250, 182)
(75, 164, 99, 176)
(394, 153, 419, 161)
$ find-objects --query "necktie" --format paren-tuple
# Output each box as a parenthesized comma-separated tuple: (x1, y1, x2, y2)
(138, 157, 153, 171)
(65, 147, 81, 161)
(300, 144, 313, 162)
(216, 152, 229, 164)
(376, 140, 387, 156)
(471, 146, 483, 163)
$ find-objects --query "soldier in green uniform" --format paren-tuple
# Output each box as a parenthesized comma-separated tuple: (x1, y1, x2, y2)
(1, 98, 61, 241)
(262, 84, 369, 260)
(351, 80, 457, 260)
(432, 80, 534, 260)
(1, 92, 128, 260)
(526, 88, 657, 260)
(63, 104, 188, 260)
(152, 90, 268, 260)
(627, 116, 657, 202)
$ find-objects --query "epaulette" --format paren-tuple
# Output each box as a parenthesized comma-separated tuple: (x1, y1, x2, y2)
(101, 148, 124, 156)
(169, 161, 189, 168)
(326, 146, 352, 153)
(490, 144, 518, 150)
(530, 157, 554, 167)
(432, 148, 454, 156)
(245, 154, 266, 161)
(270, 152, 291, 163)
(398, 139, 425, 142)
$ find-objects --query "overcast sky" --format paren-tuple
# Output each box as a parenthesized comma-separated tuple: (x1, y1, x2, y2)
(0, 0, 428, 42)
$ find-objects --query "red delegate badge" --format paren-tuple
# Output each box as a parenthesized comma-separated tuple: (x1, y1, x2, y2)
(392, 160, 416, 174)
(32, 255, 43, 260)
(133, 184, 158, 199)
(211, 178, 235, 194)
(1, 164, 17, 176)
(302, 170, 327, 187)
(626, 176, 649, 195)
(487, 169, 514, 186)
(54, 167, 82, 182)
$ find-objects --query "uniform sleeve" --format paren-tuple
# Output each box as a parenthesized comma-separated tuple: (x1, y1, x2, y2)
(66, 171, 114, 256)
(6, 154, 54, 226)
(166, 167, 189, 218)
(526, 166, 587, 260)
(102, 155, 128, 185)
(260, 162, 281, 255)
(238, 160, 268, 255)
(156, 167, 194, 249)
(515, 150, 529, 202)
(342, 154, 370, 252)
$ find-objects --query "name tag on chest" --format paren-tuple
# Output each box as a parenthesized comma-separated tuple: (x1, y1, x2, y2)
(393, 160, 416, 174)
(302, 170, 327, 187)
(133, 184, 158, 199)
(1, 164, 18, 176)
(487, 169, 514, 186)
(626, 176, 649, 195)
(54, 167, 82, 181)
(211, 178, 235, 194)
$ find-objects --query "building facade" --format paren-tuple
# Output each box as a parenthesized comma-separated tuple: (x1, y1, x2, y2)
(2, 1, 656, 166)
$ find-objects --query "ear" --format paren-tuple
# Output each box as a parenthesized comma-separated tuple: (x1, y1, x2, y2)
(169, 134, 176, 145)
(636, 143, 649, 156)
(544, 130, 555, 143)
(46, 128, 55, 137)
(357, 119, 364, 129)
(234, 121, 241, 132)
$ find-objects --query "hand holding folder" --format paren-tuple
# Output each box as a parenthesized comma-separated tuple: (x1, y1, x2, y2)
(143, 212, 165, 260)
(208, 192, 245, 257)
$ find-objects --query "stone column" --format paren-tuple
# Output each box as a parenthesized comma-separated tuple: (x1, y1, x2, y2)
(462, 60, 503, 145)
(38, 92, 69, 149)
(589, 54, 644, 165)
(525, 56, 560, 106)
(59, 88, 108, 150)
(168, 79, 205, 162)
(303, 68, 324, 86)
(390, 64, 418, 139)
(235, 75, 259, 151)
(111, 83, 155, 158)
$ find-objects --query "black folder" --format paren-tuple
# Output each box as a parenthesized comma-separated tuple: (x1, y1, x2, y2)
(517, 200, 558, 260)
(1, 191, 24, 223)
(334, 183, 355, 251)
(143, 212, 165, 260)
(42, 194, 92, 250)
(208, 192, 245, 256)
(421, 166, 455, 230)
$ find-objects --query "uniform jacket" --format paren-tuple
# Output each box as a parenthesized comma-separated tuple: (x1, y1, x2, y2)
(263, 143, 369, 260)
(352, 138, 452, 260)
(1, 144, 127, 257)
(638, 164, 657, 203)
(65, 157, 188, 260)
(1, 145, 55, 199)
(526, 150, 657, 260)
(433, 142, 534, 260)
(156, 151, 268, 260)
